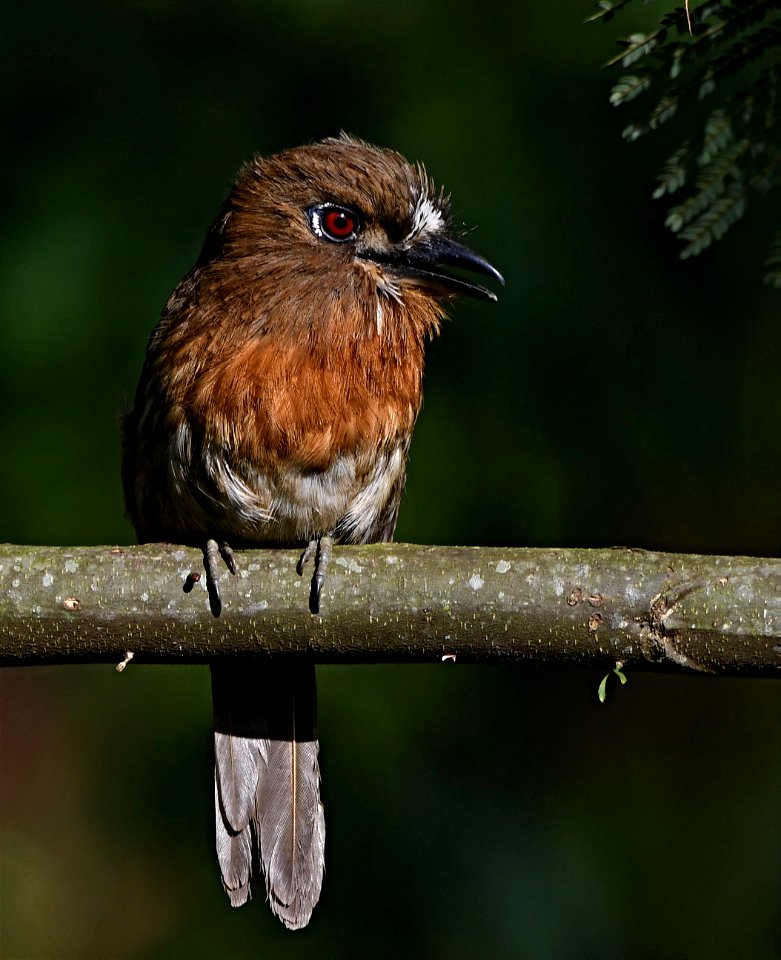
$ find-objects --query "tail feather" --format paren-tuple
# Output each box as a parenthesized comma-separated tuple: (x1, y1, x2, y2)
(211, 662, 324, 929)
(259, 739, 325, 928)
(214, 774, 255, 906)
(215, 732, 262, 832)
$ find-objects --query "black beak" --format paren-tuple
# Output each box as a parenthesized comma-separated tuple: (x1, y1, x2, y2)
(362, 235, 504, 301)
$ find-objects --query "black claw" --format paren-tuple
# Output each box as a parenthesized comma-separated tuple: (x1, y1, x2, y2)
(308, 535, 334, 616)
(297, 539, 316, 577)
(203, 538, 224, 618)
(220, 541, 238, 576)
(206, 577, 222, 617)
(308, 578, 321, 615)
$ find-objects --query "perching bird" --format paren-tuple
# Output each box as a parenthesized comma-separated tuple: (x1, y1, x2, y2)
(122, 134, 502, 929)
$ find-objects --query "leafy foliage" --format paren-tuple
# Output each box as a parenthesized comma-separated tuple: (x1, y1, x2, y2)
(764, 231, 781, 287)
(592, 0, 780, 281)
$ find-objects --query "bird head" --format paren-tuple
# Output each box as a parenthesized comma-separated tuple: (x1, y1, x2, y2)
(194, 135, 502, 342)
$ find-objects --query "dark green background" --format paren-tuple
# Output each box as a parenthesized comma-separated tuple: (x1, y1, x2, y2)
(1, 2, 778, 958)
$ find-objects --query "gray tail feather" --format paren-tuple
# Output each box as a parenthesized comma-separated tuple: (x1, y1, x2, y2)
(211, 662, 325, 929)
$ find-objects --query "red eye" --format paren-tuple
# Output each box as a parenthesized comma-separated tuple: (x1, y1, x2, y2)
(310, 204, 361, 243)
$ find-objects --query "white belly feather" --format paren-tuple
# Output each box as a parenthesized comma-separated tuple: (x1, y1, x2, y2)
(163, 420, 405, 544)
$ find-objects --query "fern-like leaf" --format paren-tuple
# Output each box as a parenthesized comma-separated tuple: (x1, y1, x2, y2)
(699, 108, 733, 164)
(653, 142, 692, 198)
(763, 232, 781, 287)
(584, 1, 637, 25)
(592, 0, 780, 275)
(666, 138, 750, 232)
(610, 74, 652, 106)
(679, 183, 747, 257)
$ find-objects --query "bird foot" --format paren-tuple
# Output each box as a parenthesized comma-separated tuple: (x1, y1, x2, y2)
(297, 534, 334, 615)
(195, 535, 331, 617)
(201, 539, 238, 617)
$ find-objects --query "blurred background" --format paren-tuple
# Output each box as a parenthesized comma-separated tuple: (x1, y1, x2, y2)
(1, 1, 778, 958)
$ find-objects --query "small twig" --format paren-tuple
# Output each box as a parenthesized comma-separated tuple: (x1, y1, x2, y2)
(116, 651, 134, 673)
(598, 660, 628, 703)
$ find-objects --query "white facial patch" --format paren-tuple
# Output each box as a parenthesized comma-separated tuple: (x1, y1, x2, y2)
(406, 192, 445, 247)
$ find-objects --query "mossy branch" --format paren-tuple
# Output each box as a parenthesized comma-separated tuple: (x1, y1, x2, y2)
(1, 544, 778, 676)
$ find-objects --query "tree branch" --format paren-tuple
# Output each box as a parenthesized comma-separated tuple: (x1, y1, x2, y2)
(0, 544, 778, 676)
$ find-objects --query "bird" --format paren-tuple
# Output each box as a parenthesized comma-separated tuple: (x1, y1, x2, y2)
(121, 134, 502, 929)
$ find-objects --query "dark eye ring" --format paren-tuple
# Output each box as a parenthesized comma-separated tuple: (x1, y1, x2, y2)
(308, 203, 361, 243)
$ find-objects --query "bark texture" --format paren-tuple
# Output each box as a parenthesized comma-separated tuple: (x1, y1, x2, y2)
(0, 543, 778, 675)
